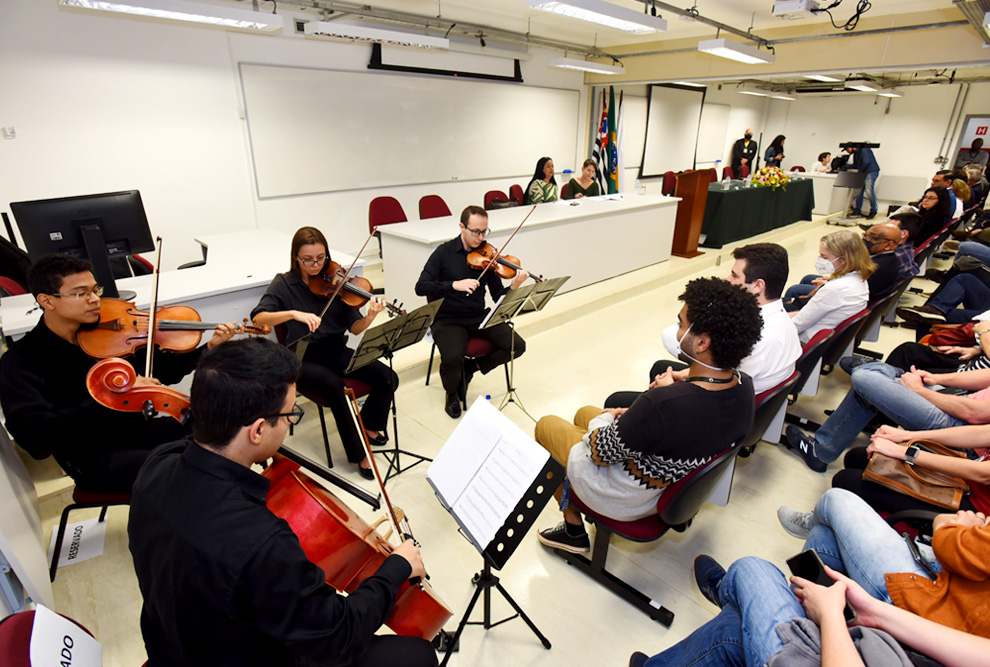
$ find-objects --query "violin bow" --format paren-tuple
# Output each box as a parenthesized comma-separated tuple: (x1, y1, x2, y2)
(475, 205, 537, 283)
(144, 236, 164, 378)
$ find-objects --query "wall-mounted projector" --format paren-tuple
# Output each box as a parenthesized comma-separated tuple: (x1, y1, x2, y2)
(772, 0, 821, 20)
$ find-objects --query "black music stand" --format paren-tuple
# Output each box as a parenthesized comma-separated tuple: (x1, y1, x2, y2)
(346, 299, 443, 483)
(480, 276, 569, 420)
(426, 398, 565, 665)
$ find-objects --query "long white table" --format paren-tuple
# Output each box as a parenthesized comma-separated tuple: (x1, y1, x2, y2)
(0, 230, 364, 340)
(376, 194, 679, 312)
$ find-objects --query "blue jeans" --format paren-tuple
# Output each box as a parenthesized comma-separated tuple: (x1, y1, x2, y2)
(804, 489, 937, 602)
(644, 557, 804, 667)
(814, 361, 968, 462)
(855, 171, 879, 216)
(957, 240, 990, 267)
(783, 274, 821, 312)
(929, 272, 990, 321)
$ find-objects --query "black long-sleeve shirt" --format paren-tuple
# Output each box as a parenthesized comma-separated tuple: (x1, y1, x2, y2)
(251, 270, 361, 348)
(0, 317, 201, 467)
(128, 439, 411, 667)
(414, 237, 510, 319)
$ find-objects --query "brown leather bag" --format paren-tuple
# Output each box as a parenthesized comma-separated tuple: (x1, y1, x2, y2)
(863, 439, 970, 510)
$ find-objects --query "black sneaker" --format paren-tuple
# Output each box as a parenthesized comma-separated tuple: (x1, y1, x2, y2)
(693, 554, 726, 608)
(847, 211, 863, 219)
(538, 521, 590, 553)
(865, 211, 878, 220)
(629, 652, 649, 667)
(444, 393, 462, 419)
(784, 425, 828, 473)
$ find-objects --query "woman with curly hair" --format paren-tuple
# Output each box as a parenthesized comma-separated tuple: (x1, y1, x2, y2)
(532, 277, 762, 553)
(789, 229, 875, 344)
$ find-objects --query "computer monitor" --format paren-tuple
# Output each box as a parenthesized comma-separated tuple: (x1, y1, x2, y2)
(10, 190, 156, 299)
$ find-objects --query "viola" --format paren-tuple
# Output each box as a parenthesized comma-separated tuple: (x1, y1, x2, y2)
(77, 298, 270, 359)
(308, 260, 405, 317)
(467, 241, 543, 283)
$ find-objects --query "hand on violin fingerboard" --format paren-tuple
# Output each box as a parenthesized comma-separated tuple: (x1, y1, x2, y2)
(509, 269, 530, 290)
(391, 540, 427, 580)
(206, 322, 243, 349)
(366, 297, 386, 317)
(453, 279, 480, 295)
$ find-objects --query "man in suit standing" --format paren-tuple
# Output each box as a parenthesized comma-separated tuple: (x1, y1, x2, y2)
(731, 128, 758, 178)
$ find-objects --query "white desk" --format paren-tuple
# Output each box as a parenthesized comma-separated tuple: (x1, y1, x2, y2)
(0, 230, 364, 340)
(377, 194, 679, 311)
(796, 173, 846, 215)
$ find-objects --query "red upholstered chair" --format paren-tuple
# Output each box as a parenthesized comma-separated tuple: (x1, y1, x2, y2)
(722, 166, 734, 180)
(560, 182, 570, 199)
(820, 308, 871, 375)
(551, 442, 745, 627)
(788, 328, 834, 402)
(0, 610, 96, 665)
(509, 184, 525, 206)
(484, 190, 509, 210)
(791, 165, 806, 172)
(273, 325, 371, 467)
(0, 275, 26, 297)
(368, 197, 407, 237)
(50, 486, 131, 581)
(128, 254, 154, 274)
(707, 168, 718, 183)
(661, 171, 676, 196)
(418, 195, 451, 220)
(740, 164, 751, 178)
(737, 369, 801, 458)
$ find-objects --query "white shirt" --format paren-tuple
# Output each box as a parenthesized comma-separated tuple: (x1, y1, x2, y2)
(791, 272, 869, 344)
(811, 162, 830, 174)
(660, 299, 802, 394)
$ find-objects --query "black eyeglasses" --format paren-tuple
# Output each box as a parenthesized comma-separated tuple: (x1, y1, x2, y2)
(50, 286, 104, 300)
(297, 255, 327, 267)
(465, 227, 489, 238)
(244, 403, 305, 426)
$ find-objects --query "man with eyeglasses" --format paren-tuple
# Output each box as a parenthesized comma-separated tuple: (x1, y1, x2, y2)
(415, 205, 531, 418)
(0, 253, 239, 493)
(128, 338, 438, 667)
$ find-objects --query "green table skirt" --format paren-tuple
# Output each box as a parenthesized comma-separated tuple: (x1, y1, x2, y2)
(700, 179, 815, 249)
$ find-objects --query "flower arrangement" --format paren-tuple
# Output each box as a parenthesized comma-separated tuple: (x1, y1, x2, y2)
(751, 166, 790, 190)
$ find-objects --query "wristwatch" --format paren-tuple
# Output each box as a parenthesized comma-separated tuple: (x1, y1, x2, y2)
(904, 444, 920, 466)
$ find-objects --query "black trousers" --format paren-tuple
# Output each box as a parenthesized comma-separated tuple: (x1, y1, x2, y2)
(301, 340, 398, 464)
(885, 342, 961, 374)
(298, 635, 438, 667)
(831, 446, 975, 514)
(431, 314, 525, 396)
(604, 359, 686, 408)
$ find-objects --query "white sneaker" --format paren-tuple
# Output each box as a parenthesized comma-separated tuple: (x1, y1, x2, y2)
(777, 507, 814, 539)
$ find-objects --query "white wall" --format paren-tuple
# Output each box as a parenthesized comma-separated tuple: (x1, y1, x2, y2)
(0, 1, 587, 268)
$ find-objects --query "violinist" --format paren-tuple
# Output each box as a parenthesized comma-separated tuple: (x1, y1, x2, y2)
(128, 338, 438, 667)
(415, 205, 529, 418)
(0, 253, 239, 493)
(250, 227, 396, 479)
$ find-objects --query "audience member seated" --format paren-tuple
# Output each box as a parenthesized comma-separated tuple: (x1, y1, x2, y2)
(524, 156, 558, 204)
(562, 158, 600, 200)
(783, 230, 873, 344)
(956, 137, 988, 171)
(932, 171, 960, 216)
(811, 151, 831, 174)
(888, 211, 922, 280)
(862, 223, 901, 301)
(786, 363, 990, 472)
(606, 243, 800, 403)
(916, 186, 954, 241)
(833, 422, 990, 516)
(952, 179, 972, 217)
(878, 317, 990, 375)
(0, 253, 239, 493)
(896, 271, 990, 326)
(965, 166, 987, 207)
(533, 278, 761, 553)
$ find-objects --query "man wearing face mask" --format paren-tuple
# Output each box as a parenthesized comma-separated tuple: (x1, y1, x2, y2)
(606, 244, 800, 404)
(533, 278, 762, 553)
(731, 129, 759, 178)
(862, 223, 901, 302)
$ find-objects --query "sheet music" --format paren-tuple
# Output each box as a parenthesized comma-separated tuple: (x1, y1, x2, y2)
(428, 398, 550, 548)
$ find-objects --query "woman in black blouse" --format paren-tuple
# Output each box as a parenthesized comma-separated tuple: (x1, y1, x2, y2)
(251, 227, 397, 479)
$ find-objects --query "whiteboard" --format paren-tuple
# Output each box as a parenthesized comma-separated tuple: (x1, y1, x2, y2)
(697, 103, 730, 164)
(640, 84, 706, 177)
(621, 94, 647, 169)
(240, 63, 580, 198)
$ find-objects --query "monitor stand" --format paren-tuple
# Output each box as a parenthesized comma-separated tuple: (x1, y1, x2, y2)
(80, 224, 135, 300)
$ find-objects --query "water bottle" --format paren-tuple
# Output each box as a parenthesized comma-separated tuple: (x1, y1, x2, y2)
(634, 177, 642, 195)
(716, 159, 725, 183)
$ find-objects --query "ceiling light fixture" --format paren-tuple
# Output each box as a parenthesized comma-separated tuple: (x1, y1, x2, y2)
(58, 0, 284, 32)
(804, 74, 842, 82)
(527, 0, 667, 34)
(769, 91, 797, 100)
(736, 84, 769, 97)
(671, 81, 707, 87)
(304, 21, 449, 49)
(698, 38, 775, 65)
(548, 56, 625, 74)
(876, 88, 903, 98)
(845, 78, 882, 92)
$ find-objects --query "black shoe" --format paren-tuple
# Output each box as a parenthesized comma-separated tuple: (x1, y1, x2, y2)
(838, 355, 872, 375)
(694, 555, 727, 608)
(784, 425, 828, 473)
(445, 394, 462, 419)
(923, 268, 947, 283)
(537, 521, 590, 553)
(895, 305, 947, 323)
(629, 652, 649, 667)
(847, 211, 863, 219)
(366, 431, 389, 447)
(358, 465, 375, 480)
(866, 211, 878, 220)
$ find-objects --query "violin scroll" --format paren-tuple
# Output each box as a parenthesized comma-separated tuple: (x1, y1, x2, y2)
(86, 357, 192, 423)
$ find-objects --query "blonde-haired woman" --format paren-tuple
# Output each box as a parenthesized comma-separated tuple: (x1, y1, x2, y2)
(790, 230, 875, 344)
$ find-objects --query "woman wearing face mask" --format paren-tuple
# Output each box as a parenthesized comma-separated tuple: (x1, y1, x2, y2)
(562, 159, 601, 200)
(789, 230, 876, 344)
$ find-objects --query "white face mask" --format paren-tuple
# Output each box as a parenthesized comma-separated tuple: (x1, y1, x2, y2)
(815, 257, 837, 275)
(672, 324, 723, 371)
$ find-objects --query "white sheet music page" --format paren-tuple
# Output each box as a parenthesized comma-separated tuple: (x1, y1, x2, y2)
(428, 397, 550, 549)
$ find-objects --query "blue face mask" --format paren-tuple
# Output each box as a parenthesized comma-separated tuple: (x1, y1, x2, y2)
(673, 324, 723, 371)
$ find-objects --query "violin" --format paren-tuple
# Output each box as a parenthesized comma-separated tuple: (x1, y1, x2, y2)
(77, 298, 270, 359)
(467, 242, 543, 283)
(308, 260, 405, 317)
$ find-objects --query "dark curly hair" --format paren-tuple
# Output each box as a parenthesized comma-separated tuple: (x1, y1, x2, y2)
(27, 253, 93, 298)
(679, 276, 762, 369)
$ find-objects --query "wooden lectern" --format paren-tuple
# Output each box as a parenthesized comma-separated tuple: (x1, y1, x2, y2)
(671, 169, 711, 258)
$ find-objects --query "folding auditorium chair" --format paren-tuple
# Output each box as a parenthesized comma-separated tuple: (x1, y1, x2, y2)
(737, 370, 801, 458)
(550, 443, 745, 627)
(484, 190, 510, 211)
(0, 609, 99, 666)
(819, 308, 872, 375)
(418, 195, 451, 220)
(854, 283, 911, 358)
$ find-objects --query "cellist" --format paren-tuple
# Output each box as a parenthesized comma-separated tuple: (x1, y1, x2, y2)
(0, 253, 239, 493)
(127, 338, 437, 667)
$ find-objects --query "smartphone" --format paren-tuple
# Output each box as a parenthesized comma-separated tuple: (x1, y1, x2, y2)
(786, 549, 857, 623)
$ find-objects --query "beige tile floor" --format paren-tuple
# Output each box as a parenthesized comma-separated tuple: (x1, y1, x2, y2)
(28, 216, 938, 666)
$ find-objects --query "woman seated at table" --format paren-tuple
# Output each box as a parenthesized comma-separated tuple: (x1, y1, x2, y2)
(250, 227, 397, 480)
(764, 135, 785, 168)
(524, 156, 558, 204)
(811, 151, 831, 173)
(787, 229, 874, 344)
(562, 159, 600, 200)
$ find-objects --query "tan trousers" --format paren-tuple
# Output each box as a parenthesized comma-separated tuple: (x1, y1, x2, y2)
(534, 405, 601, 502)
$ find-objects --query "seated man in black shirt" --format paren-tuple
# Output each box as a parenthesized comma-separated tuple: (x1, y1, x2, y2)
(415, 205, 531, 418)
(0, 253, 238, 493)
(128, 338, 438, 667)
(863, 222, 901, 302)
